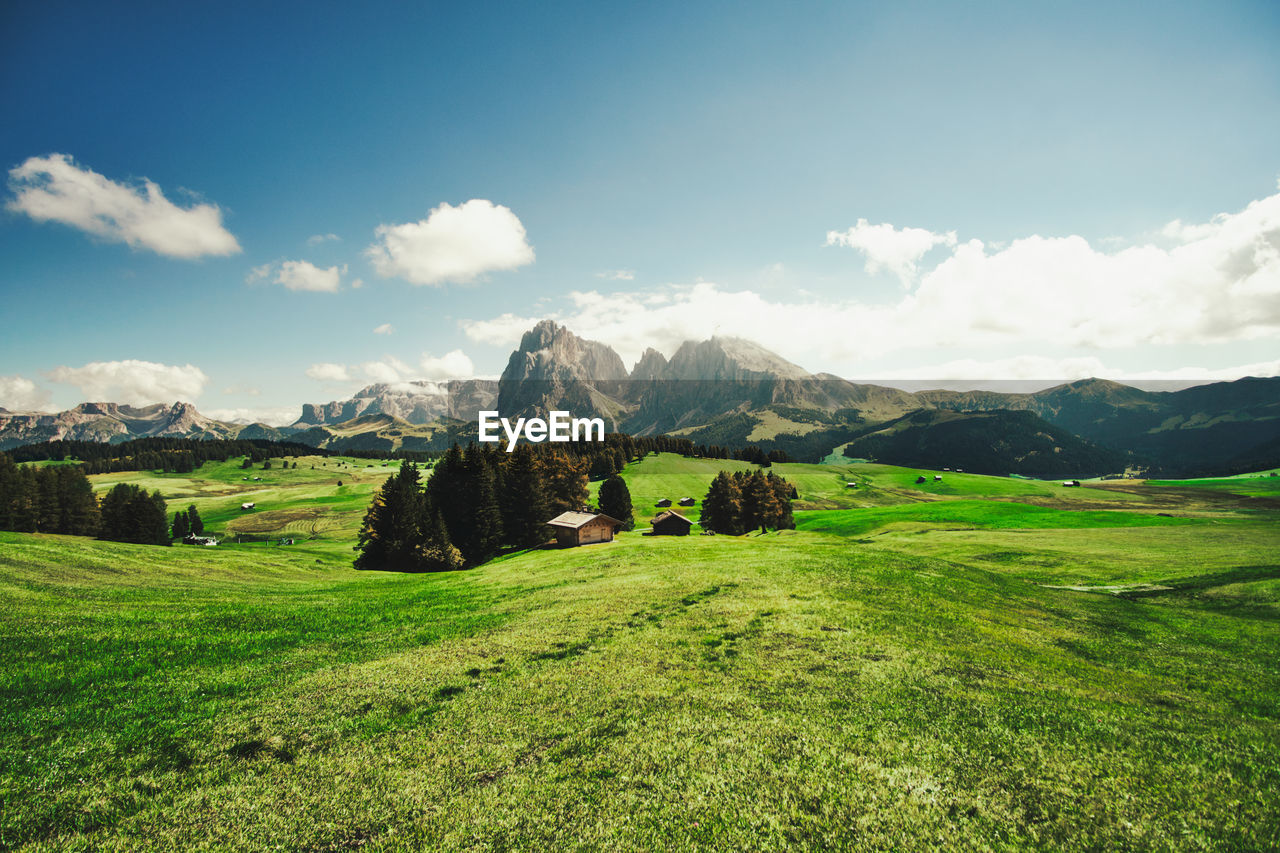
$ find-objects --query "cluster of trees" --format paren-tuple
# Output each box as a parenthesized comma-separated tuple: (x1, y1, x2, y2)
(0, 455, 99, 535)
(170, 505, 205, 539)
(0, 453, 174, 546)
(99, 484, 170, 545)
(700, 470, 797, 534)
(9, 438, 328, 474)
(356, 442, 623, 571)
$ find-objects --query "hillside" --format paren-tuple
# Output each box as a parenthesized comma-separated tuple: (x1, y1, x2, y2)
(3, 465, 1277, 849)
(838, 408, 1128, 478)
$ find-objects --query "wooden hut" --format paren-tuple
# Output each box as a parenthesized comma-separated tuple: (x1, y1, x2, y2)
(546, 511, 625, 547)
(655, 498, 672, 507)
(678, 497, 696, 507)
(650, 510, 693, 536)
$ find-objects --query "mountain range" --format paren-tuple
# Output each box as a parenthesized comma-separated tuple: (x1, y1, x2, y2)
(3, 320, 1277, 476)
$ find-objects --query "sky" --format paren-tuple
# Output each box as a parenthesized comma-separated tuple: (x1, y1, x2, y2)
(1, 0, 1278, 424)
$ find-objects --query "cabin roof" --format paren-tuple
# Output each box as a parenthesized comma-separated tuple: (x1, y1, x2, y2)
(651, 510, 693, 526)
(546, 511, 625, 529)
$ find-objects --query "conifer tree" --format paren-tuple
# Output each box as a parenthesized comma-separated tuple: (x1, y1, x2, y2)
(172, 510, 190, 540)
(500, 444, 550, 548)
(455, 445, 503, 564)
(598, 474, 633, 530)
(354, 462, 428, 571)
(701, 471, 744, 535)
(539, 449, 588, 514)
(187, 504, 204, 535)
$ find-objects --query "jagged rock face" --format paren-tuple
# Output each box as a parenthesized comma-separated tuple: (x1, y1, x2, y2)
(629, 348, 668, 381)
(496, 320, 629, 423)
(0, 401, 237, 450)
(504, 320, 628, 384)
(662, 337, 810, 381)
(295, 380, 498, 427)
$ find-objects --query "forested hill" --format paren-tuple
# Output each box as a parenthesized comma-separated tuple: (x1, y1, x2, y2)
(838, 409, 1128, 479)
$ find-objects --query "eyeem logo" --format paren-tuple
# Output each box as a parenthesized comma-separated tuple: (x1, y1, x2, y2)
(478, 411, 605, 452)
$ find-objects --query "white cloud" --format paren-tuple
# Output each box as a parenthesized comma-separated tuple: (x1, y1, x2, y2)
(826, 219, 956, 285)
(360, 356, 414, 384)
(0, 375, 53, 411)
(46, 360, 208, 405)
(419, 350, 474, 380)
(306, 363, 351, 382)
(275, 260, 343, 292)
(307, 233, 340, 245)
(373, 323, 394, 336)
(245, 263, 271, 283)
(596, 269, 635, 281)
(464, 184, 1280, 372)
(366, 199, 535, 286)
(203, 406, 302, 427)
(351, 278, 365, 289)
(7, 154, 240, 259)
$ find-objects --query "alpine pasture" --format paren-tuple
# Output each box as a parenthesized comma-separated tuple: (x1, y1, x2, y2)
(1, 453, 1277, 850)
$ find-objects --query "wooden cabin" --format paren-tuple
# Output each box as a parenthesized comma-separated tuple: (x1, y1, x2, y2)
(546, 511, 625, 547)
(678, 497, 696, 507)
(650, 510, 693, 536)
(655, 498, 672, 508)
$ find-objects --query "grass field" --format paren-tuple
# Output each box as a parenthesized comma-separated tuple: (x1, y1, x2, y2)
(88, 455, 400, 557)
(2, 453, 1278, 849)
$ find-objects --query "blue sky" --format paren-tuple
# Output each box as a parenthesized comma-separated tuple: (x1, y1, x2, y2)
(2, 0, 1278, 422)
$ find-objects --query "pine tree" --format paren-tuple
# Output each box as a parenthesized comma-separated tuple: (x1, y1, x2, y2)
(187, 504, 204, 535)
(456, 445, 503, 564)
(598, 475, 633, 530)
(500, 444, 549, 548)
(172, 510, 190, 540)
(354, 462, 428, 571)
(539, 449, 588, 514)
(701, 471, 744, 535)
(742, 470, 780, 532)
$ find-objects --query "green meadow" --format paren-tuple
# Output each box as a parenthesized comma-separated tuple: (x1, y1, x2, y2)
(1, 453, 1278, 850)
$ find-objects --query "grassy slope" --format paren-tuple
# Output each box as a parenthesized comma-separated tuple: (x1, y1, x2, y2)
(2, 519, 1278, 850)
(3, 454, 1278, 849)
(89, 456, 399, 557)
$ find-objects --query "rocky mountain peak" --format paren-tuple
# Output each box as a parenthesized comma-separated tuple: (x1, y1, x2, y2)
(630, 348, 669, 381)
(664, 336, 811, 381)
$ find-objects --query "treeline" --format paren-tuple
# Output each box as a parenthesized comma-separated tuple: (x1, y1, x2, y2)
(356, 441, 633, 572)
(701, 470, 797, 534)
(0, 454, 172, 545)
(99, 484, 170, 545)
(0, 455, 99, 535)
(7, 437, 331, 474)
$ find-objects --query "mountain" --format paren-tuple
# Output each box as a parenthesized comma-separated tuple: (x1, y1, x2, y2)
(838, 409, 1129, 479)
(288, 413, 475, 453)
(296, 379, 497, 427)
(0, 402, 242, 451)
(918, 376, 1280, 473)
(4, 320, 1276, 476)
(494, 320, 630, 426)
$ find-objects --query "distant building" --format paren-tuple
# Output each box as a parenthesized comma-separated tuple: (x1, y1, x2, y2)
(655, 498, 672, 507)
(1062, 480, 1081, 487)
(546, 511, 625, 547)
(650, 510, 693, 536)
(846, 482, 857, 488)
(934, 475, 942, 481)
(241, 502, 255, 510)
(183, 534, 218, 546)
(915, 476, 927, 484)
(678, 497, 696, 507)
